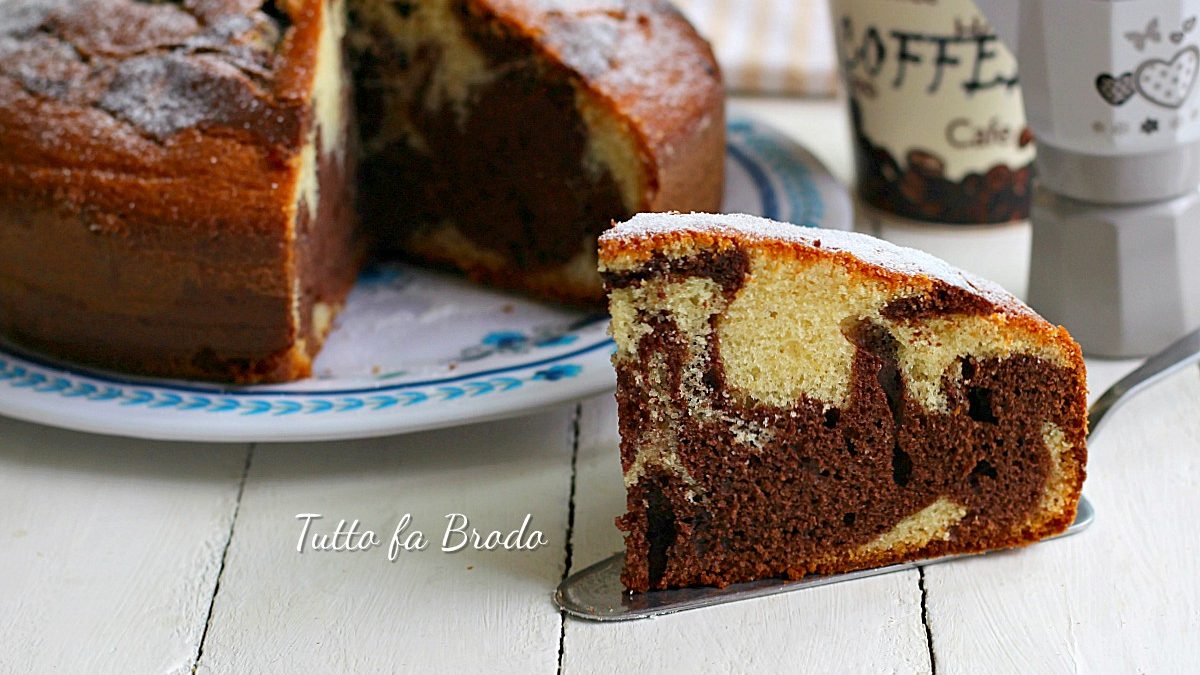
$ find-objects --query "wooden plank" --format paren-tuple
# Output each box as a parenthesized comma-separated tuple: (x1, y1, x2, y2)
(0, 417, 249, 673)
(923, 366, 1200, 674)
(560, 394, 934, 674)
(193, 407, 577, 674)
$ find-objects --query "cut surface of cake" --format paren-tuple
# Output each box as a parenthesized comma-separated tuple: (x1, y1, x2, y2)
(0, 0, 361, 383)
(348, 0, 724, 303)
(599, 212, 1088, 592)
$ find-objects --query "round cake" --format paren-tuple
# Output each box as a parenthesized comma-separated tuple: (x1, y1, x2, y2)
(599, 212, 1088, 592)
(0, 0, 724, 383)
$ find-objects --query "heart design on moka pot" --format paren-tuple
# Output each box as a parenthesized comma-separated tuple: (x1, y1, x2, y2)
(1096, 72, 1137, 105)
(1135, 45, 1200, 108)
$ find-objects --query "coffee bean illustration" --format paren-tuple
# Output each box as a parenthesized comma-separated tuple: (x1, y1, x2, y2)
(1012, 167, 1031, 198)
(853, 125, 1032, 224)
(907, 149, 945, 178)
(985, 164, 1012, 194)
(900, 170, 927, 204)
(961, 173, 984, 198)
(873, 147, 900, 183)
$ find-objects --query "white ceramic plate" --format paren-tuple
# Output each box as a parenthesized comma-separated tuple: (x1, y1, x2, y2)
(0, 116, 850, 442)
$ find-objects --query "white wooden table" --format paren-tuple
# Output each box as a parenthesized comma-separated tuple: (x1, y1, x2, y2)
(3, 99, 1197, 674)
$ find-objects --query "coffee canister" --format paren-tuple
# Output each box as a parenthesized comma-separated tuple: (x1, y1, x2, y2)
(831, 0, 1036, 225)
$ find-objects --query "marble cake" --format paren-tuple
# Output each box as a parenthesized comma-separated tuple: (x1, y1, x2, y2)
(599, 212, 1088, 592)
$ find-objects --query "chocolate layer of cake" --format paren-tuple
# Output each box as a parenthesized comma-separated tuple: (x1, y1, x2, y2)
(600, 213, 1088, 592)
(353, 10, 629, 271)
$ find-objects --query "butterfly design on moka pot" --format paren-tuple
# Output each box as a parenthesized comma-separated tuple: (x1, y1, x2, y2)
(975, 0, 1200, 357)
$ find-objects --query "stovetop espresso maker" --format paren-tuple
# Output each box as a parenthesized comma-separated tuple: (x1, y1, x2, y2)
(977, 0, 1200, 356)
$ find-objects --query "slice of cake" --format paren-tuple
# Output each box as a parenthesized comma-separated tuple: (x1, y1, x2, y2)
(0, 0, 360, 382)
(348, 0, 724, 303)
(599, 212, 1088, 592)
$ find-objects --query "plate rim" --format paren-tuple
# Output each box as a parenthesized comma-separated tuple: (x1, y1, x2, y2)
(0, 333, 615, 397)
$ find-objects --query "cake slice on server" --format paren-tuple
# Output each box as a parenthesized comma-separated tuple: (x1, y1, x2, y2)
(598, 212, 1088, 592)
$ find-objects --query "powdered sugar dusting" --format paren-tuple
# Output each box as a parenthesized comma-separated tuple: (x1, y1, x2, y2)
(2, 0, 289, 143)
(549, 2, 716, 111)
(0, 0, 68, 37)
(604, 212, 1029, 314)
(97, 53, 272, 140)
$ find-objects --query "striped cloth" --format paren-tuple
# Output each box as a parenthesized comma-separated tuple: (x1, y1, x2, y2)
(674, 0, 838, 96)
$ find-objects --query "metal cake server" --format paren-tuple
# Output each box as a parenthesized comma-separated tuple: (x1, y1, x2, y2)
(555, 327, 1200, 622)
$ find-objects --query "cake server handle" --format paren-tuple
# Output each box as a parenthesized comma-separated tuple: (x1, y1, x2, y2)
(1088, 327, 1200, 441)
